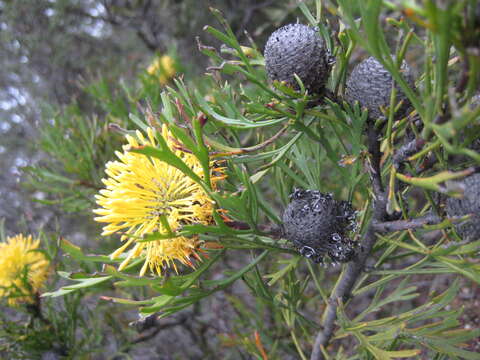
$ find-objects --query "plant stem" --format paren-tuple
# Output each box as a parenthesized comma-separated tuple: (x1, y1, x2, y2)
(292, 329, 308, 360)
(310, 122, 387, 360)
(373, 214, 468, 233)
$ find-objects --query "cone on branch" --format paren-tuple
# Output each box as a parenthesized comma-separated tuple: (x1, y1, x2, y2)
(264, 23, 333, 95)
(446, 173, 480, 241)
(282, 188, 357, 264)
(345, 56, 415, 121)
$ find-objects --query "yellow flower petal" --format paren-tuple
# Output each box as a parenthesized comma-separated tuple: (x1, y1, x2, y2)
(0, 234, 50, 306)
(94, 125, 223, 276)
(147, 55, 177, 85)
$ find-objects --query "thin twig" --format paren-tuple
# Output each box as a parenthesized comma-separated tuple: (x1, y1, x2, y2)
(455, 54, 469, 94)
(393, 138, 426, 170)
(131, 319, 185, 345)
(206, 123, 290, 157)
(366, 122, 385, 201)
(374, 214, 440, 233)
(121, 314, 189, 353)
(168, 123, 289, 157)
(374, 214, 469, 233)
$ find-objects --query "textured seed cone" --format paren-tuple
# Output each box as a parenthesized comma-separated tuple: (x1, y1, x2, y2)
(446, 174, 480, 241)
(264, 23, 331, 95)
(471, 93, 480, 107)
(345, 56, 415, 120)
(282, 188, 357, 264)
(456, 94, 480, 155)
(468, 93, 480, 152)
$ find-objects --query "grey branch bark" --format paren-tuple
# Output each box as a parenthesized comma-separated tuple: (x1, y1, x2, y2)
(373, 214, 441, 233)
(373, 214, 468, 233)
(310, 122, 387, 360)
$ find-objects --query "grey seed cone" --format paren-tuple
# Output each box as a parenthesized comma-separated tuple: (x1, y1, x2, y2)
(468, 93, 480, 152)
(471, 93, 480, 107)
(264, 23, 331, 95)
(345, 56, 415, 120)
(282, 189, 357, 264)
(446, 173, 480, 241)
(457, 94, 480, 153)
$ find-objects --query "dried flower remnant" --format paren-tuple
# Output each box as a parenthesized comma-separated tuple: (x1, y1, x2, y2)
(264, 23, 333, 95)
(0, 234, 50, 306)
(93, 125, 225, 276)
(282, 189, 357, 264)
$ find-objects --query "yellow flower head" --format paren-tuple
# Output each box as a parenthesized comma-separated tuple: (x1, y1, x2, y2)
(0, 234, 50, 306)
(147, 55, 177, 85)
(94, 125, 224, 276)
